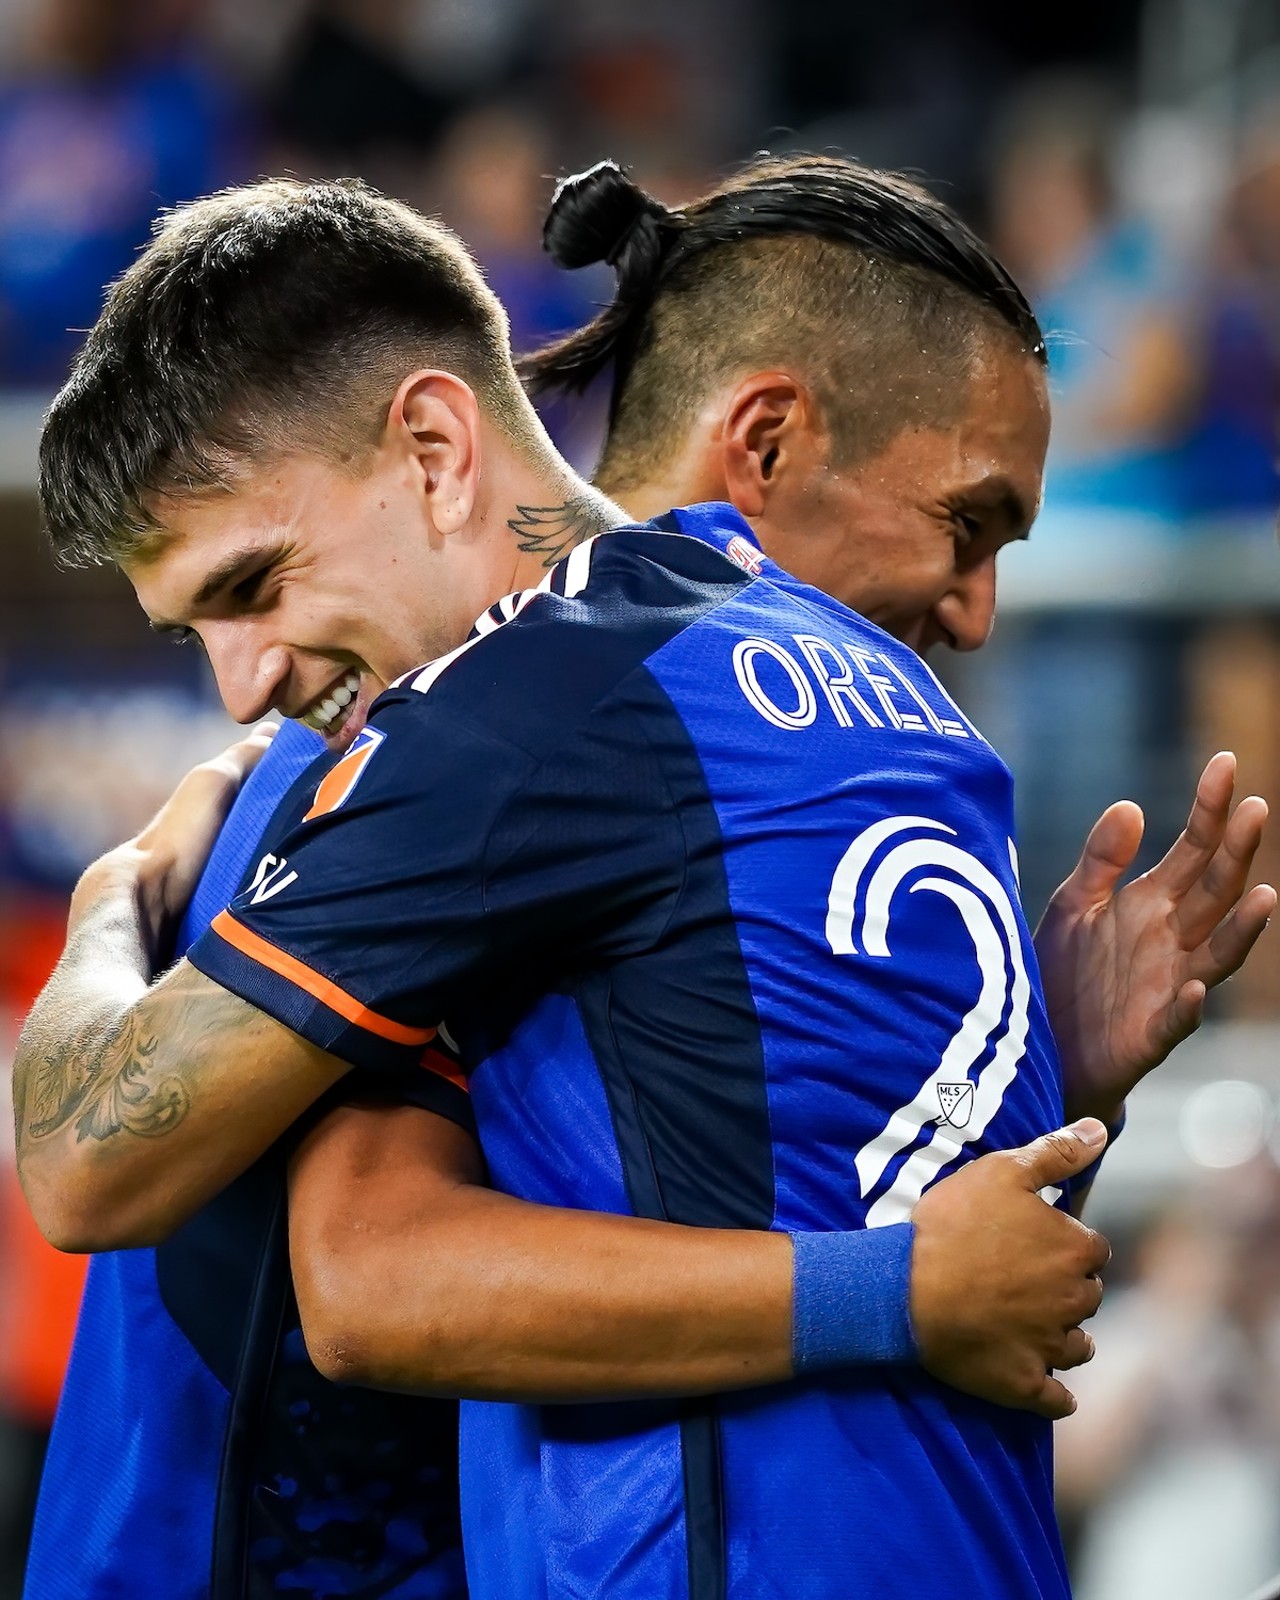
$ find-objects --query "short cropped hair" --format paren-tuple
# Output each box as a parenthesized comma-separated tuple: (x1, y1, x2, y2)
(521, 156, 1046, 496)
(40, 177, 533, 567)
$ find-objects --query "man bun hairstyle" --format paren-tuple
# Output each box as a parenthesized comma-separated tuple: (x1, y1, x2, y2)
(41, 177, 535, 568)
(542, 159, 678, 273)
(521, 154, 1047, 496)
(535, 161, 683, 395)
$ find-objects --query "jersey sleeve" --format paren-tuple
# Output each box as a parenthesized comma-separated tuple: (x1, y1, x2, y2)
(186, 682, 684, 1107)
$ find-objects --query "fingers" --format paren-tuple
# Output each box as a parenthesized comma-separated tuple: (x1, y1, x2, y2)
(1150, 752, 1237, 898)
(1149, 979, 1208, 1060)
(1009, 1119, 1109, 1190)
(214, 720, 280, 773)
(1175, 793, 1270, 945)
(1080, 1227, 1112, 1281)
(1056, 1326, 1097, 1371)
(1051, 801, 1145, 910)
(1194, 883, 1278, 984)
(1025, 1374, 1078, 1422)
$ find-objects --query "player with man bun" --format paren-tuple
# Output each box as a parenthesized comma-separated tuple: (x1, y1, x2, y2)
(20, 162, 1267, 1600)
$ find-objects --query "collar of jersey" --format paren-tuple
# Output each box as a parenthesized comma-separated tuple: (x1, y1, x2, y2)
(646, 501, 764, 564)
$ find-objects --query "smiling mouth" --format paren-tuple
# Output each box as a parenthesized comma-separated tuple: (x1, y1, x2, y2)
(297, 670, 361, 738)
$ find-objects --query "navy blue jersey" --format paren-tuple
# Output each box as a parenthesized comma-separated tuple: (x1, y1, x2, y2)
(24, 718, 468, 1600)
(190, 504, 1069, 1600)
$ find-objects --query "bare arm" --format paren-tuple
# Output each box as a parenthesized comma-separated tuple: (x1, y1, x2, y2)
(12, 728, 347, 1251)
(14, 916, 346, 1250)
(289, 1100, 1110, 1414)
(290, 1102, 793, 1401)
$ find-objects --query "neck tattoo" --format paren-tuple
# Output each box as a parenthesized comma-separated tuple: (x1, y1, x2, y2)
(507, 496, 615, 568)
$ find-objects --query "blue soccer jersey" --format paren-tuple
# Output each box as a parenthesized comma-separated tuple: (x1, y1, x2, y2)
(24, 718, 469, 1600)
(189, 503, 1070, 1600)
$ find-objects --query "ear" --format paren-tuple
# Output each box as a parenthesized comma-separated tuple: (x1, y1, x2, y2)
(385, 371, 482, 535)
(719, 372, 827, 519)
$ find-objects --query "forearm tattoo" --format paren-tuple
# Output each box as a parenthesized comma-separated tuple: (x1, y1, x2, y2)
(15, 962, 256, 1150)
(507, 497, 614, 568)
(23, 1008, 190, 1144)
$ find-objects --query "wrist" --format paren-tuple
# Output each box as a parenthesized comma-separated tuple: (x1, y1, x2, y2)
(69, 845, 168, 973)
(70, 847, 143, 925)
(1062, 1079, 1128, 1131)
(1066, 1108, 1126, 1202)
(789, 1223, 916, 1373)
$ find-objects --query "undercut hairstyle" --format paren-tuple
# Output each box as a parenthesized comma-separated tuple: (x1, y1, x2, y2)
(41, 177, 536, 567)
(521, 156, 1047, 497)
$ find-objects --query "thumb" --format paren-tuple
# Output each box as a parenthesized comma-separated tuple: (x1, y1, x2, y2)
(1010, 1119, 1109, 1189)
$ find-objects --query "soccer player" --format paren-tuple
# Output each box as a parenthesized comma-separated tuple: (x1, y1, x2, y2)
(12, 172, 1267, 1600)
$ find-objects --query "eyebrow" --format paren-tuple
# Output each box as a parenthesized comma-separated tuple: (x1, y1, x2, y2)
(148, 543, 280, 633)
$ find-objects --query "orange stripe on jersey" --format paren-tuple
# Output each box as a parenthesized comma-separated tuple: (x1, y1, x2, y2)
(421, 1043, 468, 1092)
(210, 909, 436, 1048)
(303, 728, 384, 822)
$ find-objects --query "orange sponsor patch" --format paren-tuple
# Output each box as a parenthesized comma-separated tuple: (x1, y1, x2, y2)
(303, 726, 385, 822)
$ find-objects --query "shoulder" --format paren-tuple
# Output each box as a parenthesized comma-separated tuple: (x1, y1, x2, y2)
(371, 526, 753, 763)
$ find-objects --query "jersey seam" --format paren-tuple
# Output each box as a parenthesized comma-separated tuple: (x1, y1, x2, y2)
(630, 665, 782, 1225)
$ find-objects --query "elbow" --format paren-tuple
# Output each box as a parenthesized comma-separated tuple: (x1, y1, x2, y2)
(21, 1183, 110, 1255)
(17, 1162, 173, 1255)
(296, 1278, 394, 1389)
(301, 1320, 383, 1388)
(293, 1241, 386, 1387)
(294, 1245, 452, 1393)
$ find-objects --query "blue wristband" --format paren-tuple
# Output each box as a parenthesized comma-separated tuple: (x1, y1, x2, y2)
(1066, 1109, 1127, 1202)
(790, 1223, 917, 1373)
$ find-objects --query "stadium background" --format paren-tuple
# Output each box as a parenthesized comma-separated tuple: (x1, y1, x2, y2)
(1, 0, 1279, 1594)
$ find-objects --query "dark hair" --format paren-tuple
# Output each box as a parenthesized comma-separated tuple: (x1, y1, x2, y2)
(41, 177, 532, 567)
(521, 155, 1046, 492)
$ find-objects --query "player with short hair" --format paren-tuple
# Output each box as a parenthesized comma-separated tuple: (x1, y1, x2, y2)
(20, 165, 1267, 1600)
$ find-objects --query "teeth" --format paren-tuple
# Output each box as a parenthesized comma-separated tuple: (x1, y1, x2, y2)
(299, 672, 362, 734)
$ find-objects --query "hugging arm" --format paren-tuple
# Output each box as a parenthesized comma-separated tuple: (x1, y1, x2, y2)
(17, 707, 1111, 1415)
(15, 925, 347, 1251)
(288, 1098, 1110, 1416)
(12, 730, 351, 1251)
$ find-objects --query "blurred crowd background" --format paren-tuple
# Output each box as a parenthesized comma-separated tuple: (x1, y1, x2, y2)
(1, 0, 1280, 1594)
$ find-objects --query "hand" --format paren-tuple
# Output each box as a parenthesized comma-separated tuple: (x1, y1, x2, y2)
(910, 1121, 1110, 1420)
(71, 722, 278, 960)
(1034, 752, 1276, 1124)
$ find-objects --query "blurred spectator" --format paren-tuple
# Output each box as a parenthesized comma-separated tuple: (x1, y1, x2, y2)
(974, 78, 1201, 922)
(432, 101, 601, 359)
(0, 676, 236, 889)
(431, 99, 608, 467)
(1057, 1169, 1280, 1600)
(268, 0, 539, 174)
(0, 0, 251, 387)
(990, 78, 1195, 519)
(1178, 119, 1280, 516)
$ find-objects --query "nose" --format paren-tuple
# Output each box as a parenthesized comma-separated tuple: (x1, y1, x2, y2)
(935, 558, 997, 653)
(200, 624, 292, 724)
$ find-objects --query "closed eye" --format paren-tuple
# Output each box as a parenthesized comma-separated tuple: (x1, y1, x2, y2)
(150, 621, 198, 645)
(230, 564, 272, 607)
(954, 512, 983, 543)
